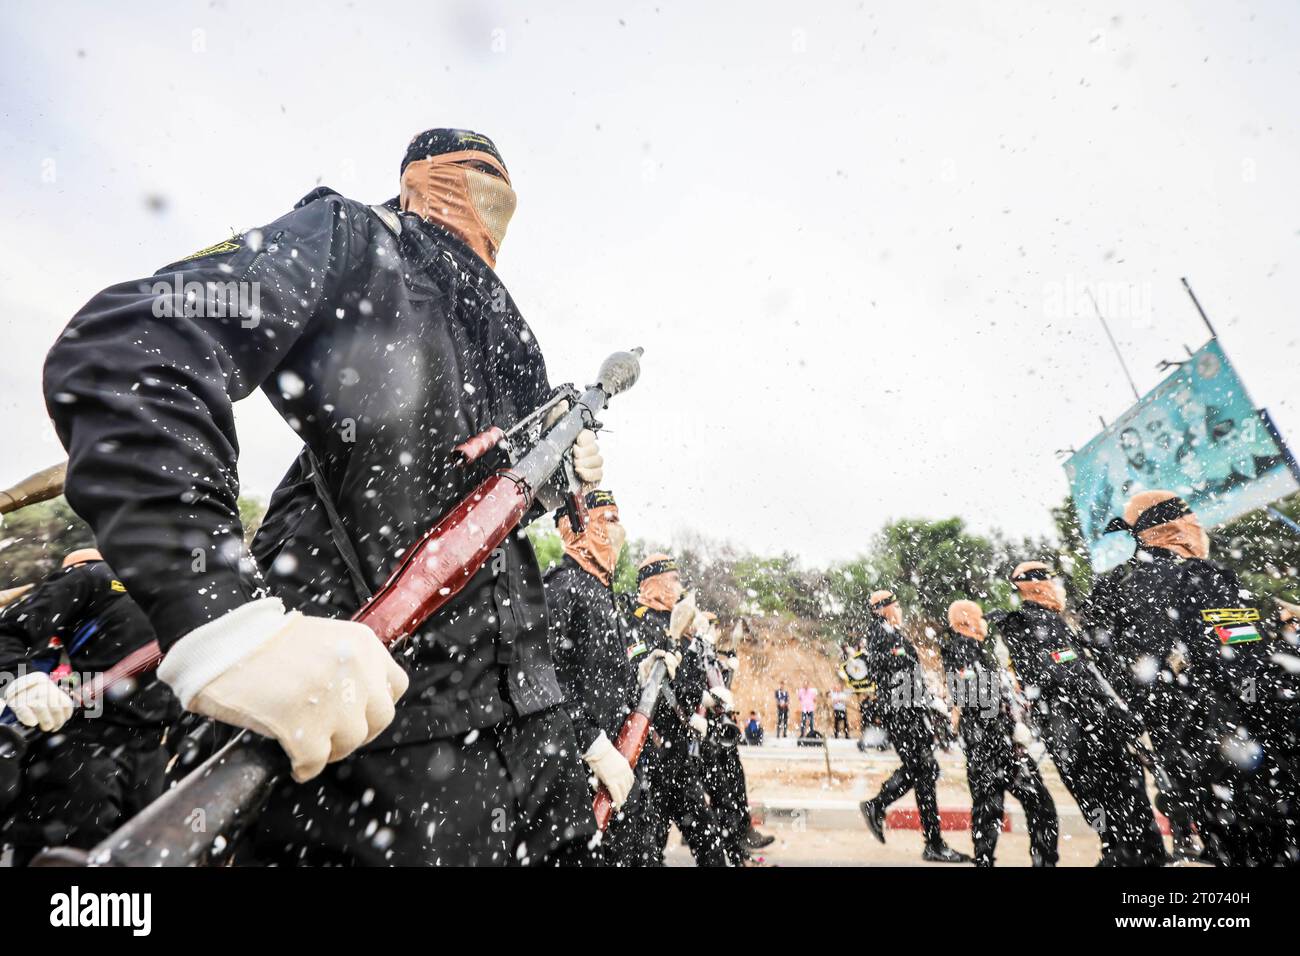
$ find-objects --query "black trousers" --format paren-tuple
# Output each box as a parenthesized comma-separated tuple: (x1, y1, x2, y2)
(871, 709, 944, 848)
(4, 728, 168, 865)
(240, 705, 597, 866)
(601, 760, 655, 866)
(703, 741, 752, 864)
(1178, 694, 1300, 866)
(776, 706, 789, 737)
(962, 716, 1058, 866)
(644, 739, 728, 866)
(1037, 696, 1165, 866)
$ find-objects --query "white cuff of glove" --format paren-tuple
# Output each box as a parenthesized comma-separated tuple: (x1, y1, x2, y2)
(158, 597, 288, 708)
(709, 686, 734, 710)
(583, 730, 614, 762)
(689, 713, 709, 738)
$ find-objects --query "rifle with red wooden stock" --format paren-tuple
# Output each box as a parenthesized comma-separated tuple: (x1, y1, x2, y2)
(592, 656, 669, 831)
(32, 347, 644, 867)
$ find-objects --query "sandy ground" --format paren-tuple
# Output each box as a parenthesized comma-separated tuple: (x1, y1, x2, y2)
(661, 737, 1185, 867)
(666, 820, 1104, 867)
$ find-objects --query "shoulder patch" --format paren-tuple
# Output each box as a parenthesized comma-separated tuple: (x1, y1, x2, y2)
(178, 239, 241, 262)
(634, 605, 648, 619)
(1200, 608, 1260, 625)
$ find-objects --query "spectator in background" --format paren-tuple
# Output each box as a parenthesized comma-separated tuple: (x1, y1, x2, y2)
(797, 683, 818, 737)
(830, 684, 850, 738)
(774, 681, 790, 738)
(744, 711, 764, 746)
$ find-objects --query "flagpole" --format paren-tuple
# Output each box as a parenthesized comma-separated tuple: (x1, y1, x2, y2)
(1087, 288, 1141, 402)
(1180, 276, 1219, 340)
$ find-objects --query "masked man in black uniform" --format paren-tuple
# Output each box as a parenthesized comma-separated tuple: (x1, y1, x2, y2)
(1083, 491, 1299, 866)
(43, 128, 604, 865)
(858, 590, 970, 863)
(543, 489, 653, 865)
(625, 556, 727, 866)
(998, 562, 1166, 866)
(693, 611, 774, 865)
(942, 599, 1058, 867)
(0, 549, 177, 865)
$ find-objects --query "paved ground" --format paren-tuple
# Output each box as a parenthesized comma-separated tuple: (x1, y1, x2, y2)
(665, 736, 1172, 867)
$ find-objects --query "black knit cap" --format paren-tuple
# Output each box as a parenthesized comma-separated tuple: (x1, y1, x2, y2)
(401, 128, 508, 175)
(637, 557, 679, 585)
(554, 489, 617, 524)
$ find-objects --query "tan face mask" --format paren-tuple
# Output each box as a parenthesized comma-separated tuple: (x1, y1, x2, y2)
(1016, 579, 1066, 613)
(948, 600, 987, 640)
(557, 506, 625, 587)
(639, 571, 683, 613)
(1137, 515, 1210, 561)
(399, 150, 517, 267)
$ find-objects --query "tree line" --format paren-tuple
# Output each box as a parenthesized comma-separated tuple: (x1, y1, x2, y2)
(3, 494, 1297, 648)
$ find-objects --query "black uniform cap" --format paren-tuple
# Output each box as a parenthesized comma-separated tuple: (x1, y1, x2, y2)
(1103, 495, 1192, 537)
(554, 489, 617, 524)
(637, 557, 679, 584)
(401, 128, 508, 176)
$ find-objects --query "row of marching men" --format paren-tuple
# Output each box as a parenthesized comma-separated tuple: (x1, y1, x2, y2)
(845, 489, 1300, 866)
(545, 488, 774, 865)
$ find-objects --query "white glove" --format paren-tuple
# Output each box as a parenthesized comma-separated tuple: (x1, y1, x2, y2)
(572, 429, 603, 485)
(721, 656, 739, 674)
(689, 713, 709, 738)
(583, 731, 635, 808)
(542, 400, 603, 486)
(1012, 721, 1034, 747)
(3, 672, 75, 732)
(638, 648, 679, 683)
(708, 685, 734, 710)
(158, 598, 409, 783)
(669, 591, 697, 640)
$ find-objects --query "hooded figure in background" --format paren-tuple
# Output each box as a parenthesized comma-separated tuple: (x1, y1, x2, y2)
(1083, 491, 1300, 866)
(625, 555, 727, 866)
(0, 548, 177, 865)
(542, 490, 652, 866)
(999, 562, 1166, 866)
(857, 589, 971, 863)
(941, 599, 1058, 867)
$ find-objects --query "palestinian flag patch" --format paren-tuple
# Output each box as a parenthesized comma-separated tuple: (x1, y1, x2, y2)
(1050, 648, 1078, 663)
(889, 645, 907, 656)
(1214, 623, 1261, 645)
(625, 640, 647, 660)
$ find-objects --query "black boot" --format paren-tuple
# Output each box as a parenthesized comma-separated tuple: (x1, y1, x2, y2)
(859, 799, 886, 844)
(743, 825, 775, 850)
(922, 843, 972, 864)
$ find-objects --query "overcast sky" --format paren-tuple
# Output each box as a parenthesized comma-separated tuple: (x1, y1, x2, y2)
(2, 0, 1297, 565)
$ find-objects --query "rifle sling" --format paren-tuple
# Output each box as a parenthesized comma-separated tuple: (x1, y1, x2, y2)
(299, 446, 374, 604)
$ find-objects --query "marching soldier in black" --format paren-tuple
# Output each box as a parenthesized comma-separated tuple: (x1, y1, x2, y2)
(625, 555, 728, 866)
(693, 611, 774, 864)
(43, 128, 603, 865)
(0, 549, 177, 865)
(857, 590, 971, 863)
(1083, 491, 1300, 866)
(999, 561, 1166, 866)
(942, 599, 1058, 867)
(542, 489, 650, 865)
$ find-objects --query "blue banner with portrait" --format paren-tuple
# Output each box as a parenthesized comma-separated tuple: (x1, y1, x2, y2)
(1064, 339, 1300, 573)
